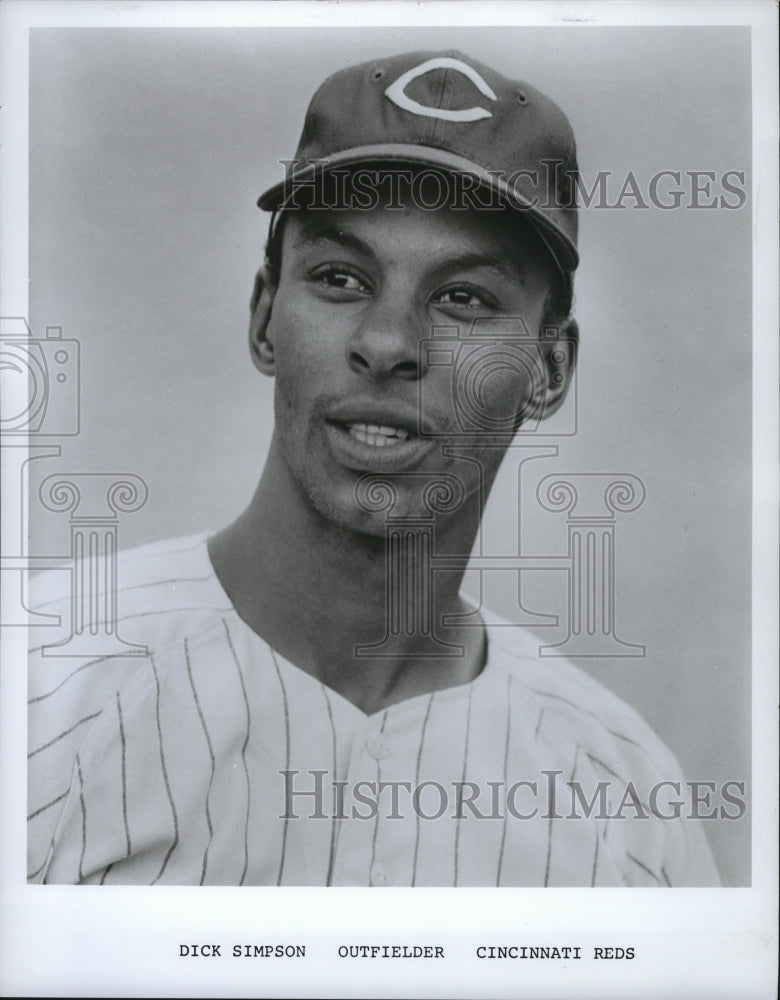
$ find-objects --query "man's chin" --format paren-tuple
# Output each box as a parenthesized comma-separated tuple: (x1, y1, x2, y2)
(302, 477, 451, 540)
(291, 446, 483, 540)
(311, 492, 422, 539)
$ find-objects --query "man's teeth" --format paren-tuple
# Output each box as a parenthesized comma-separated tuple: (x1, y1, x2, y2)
(346, 422, 410, 447)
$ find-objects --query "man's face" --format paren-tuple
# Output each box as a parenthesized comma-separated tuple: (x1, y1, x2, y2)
(253, 184, 567, 535)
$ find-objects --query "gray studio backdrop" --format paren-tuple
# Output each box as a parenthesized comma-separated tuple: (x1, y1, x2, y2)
(27, 26, 751, 884)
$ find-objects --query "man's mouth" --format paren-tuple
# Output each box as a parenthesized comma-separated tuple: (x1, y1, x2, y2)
(323, 399, 433, 471)
(345, 422, 411, 448)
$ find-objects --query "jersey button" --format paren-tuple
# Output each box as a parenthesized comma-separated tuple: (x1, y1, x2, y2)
(365, 732, 390, 759)
(370, 862, 389, 886)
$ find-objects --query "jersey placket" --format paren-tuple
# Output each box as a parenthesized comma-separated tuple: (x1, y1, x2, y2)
(329, 700, 423, 885)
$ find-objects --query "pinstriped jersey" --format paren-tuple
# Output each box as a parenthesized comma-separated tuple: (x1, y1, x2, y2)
(27, 533, 720, 886)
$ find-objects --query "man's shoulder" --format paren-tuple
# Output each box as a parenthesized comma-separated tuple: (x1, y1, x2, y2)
(30, 530, 215, 604)
(30, 529, 230, 620)
(482, 612, 678, 777)
(28, 531, 236, 693)
(27, 532, 245, 882)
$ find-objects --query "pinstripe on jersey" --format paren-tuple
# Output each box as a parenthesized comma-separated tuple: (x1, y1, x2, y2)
(27, 534, 720, 886)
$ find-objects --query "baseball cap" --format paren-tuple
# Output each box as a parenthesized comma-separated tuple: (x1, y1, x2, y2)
(258, 49, 579, 272)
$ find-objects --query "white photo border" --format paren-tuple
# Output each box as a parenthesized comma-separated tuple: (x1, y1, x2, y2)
(1, 2, 777, 998)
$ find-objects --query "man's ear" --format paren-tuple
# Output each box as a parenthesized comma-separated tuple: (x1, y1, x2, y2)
(248, 266, 277, 375)
(531, 317, 579, 420)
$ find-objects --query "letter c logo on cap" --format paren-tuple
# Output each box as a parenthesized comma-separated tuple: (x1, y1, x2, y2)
(385, 57, 497, 122)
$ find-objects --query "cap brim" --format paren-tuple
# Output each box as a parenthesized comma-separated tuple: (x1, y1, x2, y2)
(257, 143, 578, 272)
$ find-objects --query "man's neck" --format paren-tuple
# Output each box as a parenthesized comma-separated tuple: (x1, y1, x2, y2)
(207, 440, 487, 715)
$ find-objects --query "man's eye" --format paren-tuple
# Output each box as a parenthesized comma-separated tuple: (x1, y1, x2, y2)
(312, 267, 369, 293)
(432, 287, 493, 309)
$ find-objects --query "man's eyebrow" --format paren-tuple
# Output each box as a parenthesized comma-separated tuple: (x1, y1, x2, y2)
(292, 223, 375, 259)
(435, 251, 529, 287)
(292, 222, 530, 286)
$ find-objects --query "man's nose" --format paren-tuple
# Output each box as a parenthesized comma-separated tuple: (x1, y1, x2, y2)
(345, 300, 423, 382)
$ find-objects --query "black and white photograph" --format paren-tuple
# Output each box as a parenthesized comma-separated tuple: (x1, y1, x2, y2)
(1, 1, 777, 997)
